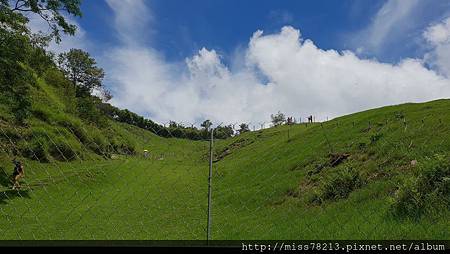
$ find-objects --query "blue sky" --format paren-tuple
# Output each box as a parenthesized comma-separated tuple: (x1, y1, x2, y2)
(37, 0, 450, 125)
(76, 0, 448, 64)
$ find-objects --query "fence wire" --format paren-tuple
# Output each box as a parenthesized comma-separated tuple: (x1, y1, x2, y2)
(0, 112, 449, 240)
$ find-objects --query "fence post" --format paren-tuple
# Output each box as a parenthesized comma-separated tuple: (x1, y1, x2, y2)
(207, 128, 214, 242)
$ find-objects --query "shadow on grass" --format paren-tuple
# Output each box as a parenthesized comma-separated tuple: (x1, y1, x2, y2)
(0, 166, 30, 205)
(0, 166, 12, 188)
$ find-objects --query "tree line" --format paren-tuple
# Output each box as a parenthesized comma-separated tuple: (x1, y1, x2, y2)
(98, 103, 237, 140)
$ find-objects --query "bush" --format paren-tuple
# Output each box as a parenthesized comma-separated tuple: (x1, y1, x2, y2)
(48, 138, 78, 161)
(322, 167, 365, 200)
(43, 68, 77, 113)
(370, 133, 383, 144)
(20, 137, 50, 162)
(57, 117, 88, 143)
(77, 97, 108, 127)
(91, 134, 109, 156)
(390, 154, 450, 219)
(312, 167, 365, 204)
(32, 107, 53, 123)
(116, 138, 136, 155)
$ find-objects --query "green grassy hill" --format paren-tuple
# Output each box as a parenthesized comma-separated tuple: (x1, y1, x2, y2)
(1, 77, 449, 239)
(211, 99, 450, 239)
(2, 0, 446, 241)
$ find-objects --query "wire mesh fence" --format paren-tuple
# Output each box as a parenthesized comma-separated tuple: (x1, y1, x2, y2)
(0, 110, 449, 240)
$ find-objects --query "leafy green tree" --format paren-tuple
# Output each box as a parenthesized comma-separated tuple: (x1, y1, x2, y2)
(1, 0, 83, 42)
(57, 49, 105, 97)
(76, 96, 107, 127)
(0, 18, 35, 124)
(214, 125, 234, 139)
(201, 120, 212, 131)
(271, 111, 286, 126)
(238, 123, 250, 134)
(0, 0, 83, 124)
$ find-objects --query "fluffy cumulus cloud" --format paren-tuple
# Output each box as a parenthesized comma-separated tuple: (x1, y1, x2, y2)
(423, 18, 450, 77)
(104, 0, 450, 126)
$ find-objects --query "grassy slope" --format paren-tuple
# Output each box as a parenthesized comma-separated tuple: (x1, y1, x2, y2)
(1, 90, 450, 239)
(212, 100, 450, 239)
(0, 74, 209, 239)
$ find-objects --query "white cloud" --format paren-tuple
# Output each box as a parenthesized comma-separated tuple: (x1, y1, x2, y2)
(244, 27, 449, 119)
(105, 0, 153, 46)
(103, 1, 450, 126)
(351, 0, 420, 56)
(424, 18, 450, 45)
(423, 17, 450, 77)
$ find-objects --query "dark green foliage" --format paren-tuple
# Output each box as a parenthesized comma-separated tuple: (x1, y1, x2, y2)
(0, 26, 35, 124)
(43, 68, 77, 113)
(271, 111, 286, 126)
(57, 118, 88, 143)
(1, 0, 82, 43)
(48, 137, 77, 161)
(87, 131, 109, 156)
(201, 120, 212, 130)
(370, 133, 383, 144)
(57, 49, 105, 97)
(390, 154, 450, 219)
(214, 125, 234, 139)
(310, 167, 365, 204)
(12, 80, 32, 124)
(32, 107, 52, 122)
(20, 137, 50, 162)
(98, 103, 233, 140)
(76, 97, 108, 127)
(1, 1, 82, 124)
(238, 123, 250, 134)
(394, 111, 405, 120)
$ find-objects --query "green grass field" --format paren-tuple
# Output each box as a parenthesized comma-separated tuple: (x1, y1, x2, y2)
(1, 99, 450, 240)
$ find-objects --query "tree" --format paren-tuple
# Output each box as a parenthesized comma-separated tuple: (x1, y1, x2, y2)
(214, 125, 234, 139)
(238, 123, 250, 134)
(1, 0, 82, 43)
(0, 15, 35, 124)
(271, 111, 286, 126)
(58, 49, 105, 97)
(201, 120, 212, 131)
(169, 121, 178, 128)
(99, 87, 113, 102)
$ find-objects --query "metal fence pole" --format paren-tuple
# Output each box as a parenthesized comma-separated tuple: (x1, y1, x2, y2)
(207, 128, 214, 242)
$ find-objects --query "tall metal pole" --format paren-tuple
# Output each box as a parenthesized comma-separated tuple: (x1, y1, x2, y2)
(207, 128, 214, 242)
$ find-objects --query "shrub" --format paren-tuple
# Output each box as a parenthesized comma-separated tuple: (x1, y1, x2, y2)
(321, 167, 365, 200)
(370, 133, 383, 144)
(48, 138, 78, 161)
(43, 68, 71, 89)
(311, 167, 365, 204)
(32, 107, 54, 123)
(20, 138, 50, 162)
(390, 154, 450, 219)
(117, 138, 136, 155)
(0, 126, 22, 141)
(85, 130, 111, 157)
(57, 117, 88, 143)
(77, 97, 108, 127)
(390, 177, 422, 219)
